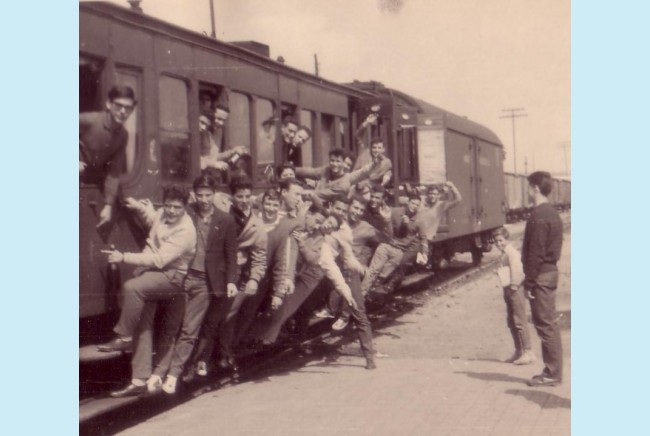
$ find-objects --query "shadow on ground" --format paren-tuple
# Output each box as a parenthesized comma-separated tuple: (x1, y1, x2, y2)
(505, 389, 571, 409)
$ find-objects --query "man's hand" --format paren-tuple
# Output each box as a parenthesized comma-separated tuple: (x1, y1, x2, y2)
(79, 161, 87, 174)
(232, 145, 248, 156)
(244, 280, 258, 296)
(400, 215, 410, 225)
(291, 229, 308, 244)
(379, 204, 392, 222)
(101, 249, 123, 264)
(364, 113, 378, 125)
(281, 279, 295, 295)
(97, 204, 113, 228)
(226, 283, 238, 298)
(271, 296, 283, 310)
(343, 293, 358, 311)
(210, 160, 230, 171)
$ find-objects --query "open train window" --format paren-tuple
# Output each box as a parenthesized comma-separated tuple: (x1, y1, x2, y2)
(79, 56, 103, 113)
(159, 76, 190, 180)
(339, 118, 349, 150)
(397, 126, 418, 182)
(254, 98, 276, 182)
(317, 114, 335, 166)
(299, 110, 315, 167)
(229, 91, 252, 177)
(115, 69, 141, 174)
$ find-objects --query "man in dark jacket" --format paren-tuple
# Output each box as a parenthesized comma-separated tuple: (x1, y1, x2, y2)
(522, 171, 564, 387)
(177, 176, 239, 386)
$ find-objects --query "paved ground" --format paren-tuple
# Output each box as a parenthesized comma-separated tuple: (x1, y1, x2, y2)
(120, 218, 571, 436)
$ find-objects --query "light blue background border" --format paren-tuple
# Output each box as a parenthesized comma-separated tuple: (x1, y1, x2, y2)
(0, 1, 77, 434)
(572, 1, 648, 435)
(2, 0, 646, 434)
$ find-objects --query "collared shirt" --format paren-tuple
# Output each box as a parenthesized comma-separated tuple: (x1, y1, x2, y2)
(79, 111, 128, 205)
(189, 208, 215, 273)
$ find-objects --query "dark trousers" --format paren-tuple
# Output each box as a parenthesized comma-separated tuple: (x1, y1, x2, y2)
(528, 270, 563, 380)
(232, 277, 272, 347)
(503, 286, 532, 353)
(195, 292, 241, 364)
(167, 272, 211, 378)
(253, 265, 325, 344)
(132, 297, 185, 381)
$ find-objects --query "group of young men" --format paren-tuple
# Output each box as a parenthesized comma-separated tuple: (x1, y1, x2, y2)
(82, 86, 565, 398)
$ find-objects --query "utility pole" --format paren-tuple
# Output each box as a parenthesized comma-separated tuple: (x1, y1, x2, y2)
(314, 54, 320, 77)
(524, 156, 528, 175)
(558, 141, 570, 176)
(500, 108, 527, 174)
(209, 0, 216, 38)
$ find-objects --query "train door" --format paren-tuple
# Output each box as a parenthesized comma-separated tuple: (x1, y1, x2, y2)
(79, 58, 144, 319)
(474, 140, 506, 231)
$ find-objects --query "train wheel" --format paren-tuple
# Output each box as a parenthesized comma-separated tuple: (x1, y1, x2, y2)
(471, 246, 483, 266)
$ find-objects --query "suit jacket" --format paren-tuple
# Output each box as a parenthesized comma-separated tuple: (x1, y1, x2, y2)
(187, 204, 239, 296)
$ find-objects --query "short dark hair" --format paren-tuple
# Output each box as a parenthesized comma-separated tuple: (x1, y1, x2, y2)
(278, 177, 302, 193)
(214, 103, 230, 113)
(308, 202, 330, 219)
(277, 161, 296, 174)
(298, 126, 312, 137)
(527, 171, 553, 197)
(262, 188, 281, 203)
(370, 136, 384, 146)
(163, 184, 190, 205)
(331, 194, 349, 206)
(350, 194, 369, 207)
(329, 148, 346, 159)
(406, 191, 421, 201)
(108, 85, 136, 103)
(327, 213, 343, 230)
(427, 184, 441, 194)
(492, 227, 510, 240)
(230, 175, 253, 194)
(193, 175, 217, 192)
(282, 116, 298, 127)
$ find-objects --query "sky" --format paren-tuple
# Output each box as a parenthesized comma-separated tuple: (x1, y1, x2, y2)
(88, 0, 571, 177)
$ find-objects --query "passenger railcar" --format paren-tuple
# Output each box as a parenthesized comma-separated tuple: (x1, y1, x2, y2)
(79, 2, 508, 328)
(80, 1, 368, 323)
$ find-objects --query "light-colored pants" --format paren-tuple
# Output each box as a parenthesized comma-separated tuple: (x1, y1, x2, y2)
(360, 243, 404, 295)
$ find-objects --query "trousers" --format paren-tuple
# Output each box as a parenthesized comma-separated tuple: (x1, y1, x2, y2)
(528, 270, 563, 380)
(502, 286, 532, 352)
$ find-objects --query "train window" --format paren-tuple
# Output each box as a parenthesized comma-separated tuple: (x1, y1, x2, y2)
(79, 56, 103, 112)
(318, 114, 335, 165)
(253, 98, 276, 182)
(299, 110, 314, 167)
(339, 119, 349, 150)
(115, 70, 140, 173)
(159, 76, 190, 180)
(229, 91, 252, 177)
(397, 126, 417, 181)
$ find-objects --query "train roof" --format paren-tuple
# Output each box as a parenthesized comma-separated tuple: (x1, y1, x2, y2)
(80, 2, 372, 99)
(348, 81, 503, 146)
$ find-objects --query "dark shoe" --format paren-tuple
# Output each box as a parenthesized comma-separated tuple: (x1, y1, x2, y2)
(527, 374, 561, 387)
(365, 357, 377, 370)
(110, 383, 147, 398)
(97, 337, 133, 353)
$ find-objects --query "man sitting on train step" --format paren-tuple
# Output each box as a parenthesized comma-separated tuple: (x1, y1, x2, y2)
(295, 148, 382, 203)
(360, 191, 428, 296)
(199, 102, 248, 178)
(97, 184, 197, 398)
(79, 85, 137, 228)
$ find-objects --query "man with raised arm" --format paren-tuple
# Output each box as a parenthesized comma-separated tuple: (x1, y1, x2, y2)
(97, 184, 197, 398)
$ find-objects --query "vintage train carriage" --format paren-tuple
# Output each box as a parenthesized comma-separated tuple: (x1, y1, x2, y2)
(79, 2, 369, 321)
(347, 81, 506, 263)
(504, 172, 531, 222)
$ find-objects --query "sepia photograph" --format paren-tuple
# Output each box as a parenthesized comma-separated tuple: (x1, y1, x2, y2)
(79, 1, 570, 434)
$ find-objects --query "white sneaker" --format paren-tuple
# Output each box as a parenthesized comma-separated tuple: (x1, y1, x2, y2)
(197, 361, 208, 377)
(513, 351, 536, 365)
(162, 376, 177, 394)
(146, 375, 162, 393)
(332, 318, 349, 331)
(314, 308, 335, 319)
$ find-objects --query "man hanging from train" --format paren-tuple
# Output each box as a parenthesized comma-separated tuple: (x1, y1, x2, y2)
(285, 125, 312, 167)
(352, 112, 393, 187)
(295, 148, 382, 203)
(161, 175, 239, 394)
(97, 184, 197, 398)
(79, 85, 137, 228)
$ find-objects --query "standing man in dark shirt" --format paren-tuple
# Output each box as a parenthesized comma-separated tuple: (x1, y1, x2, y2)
(521, 171, 564, 387)
(79, 85, 137, 227)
